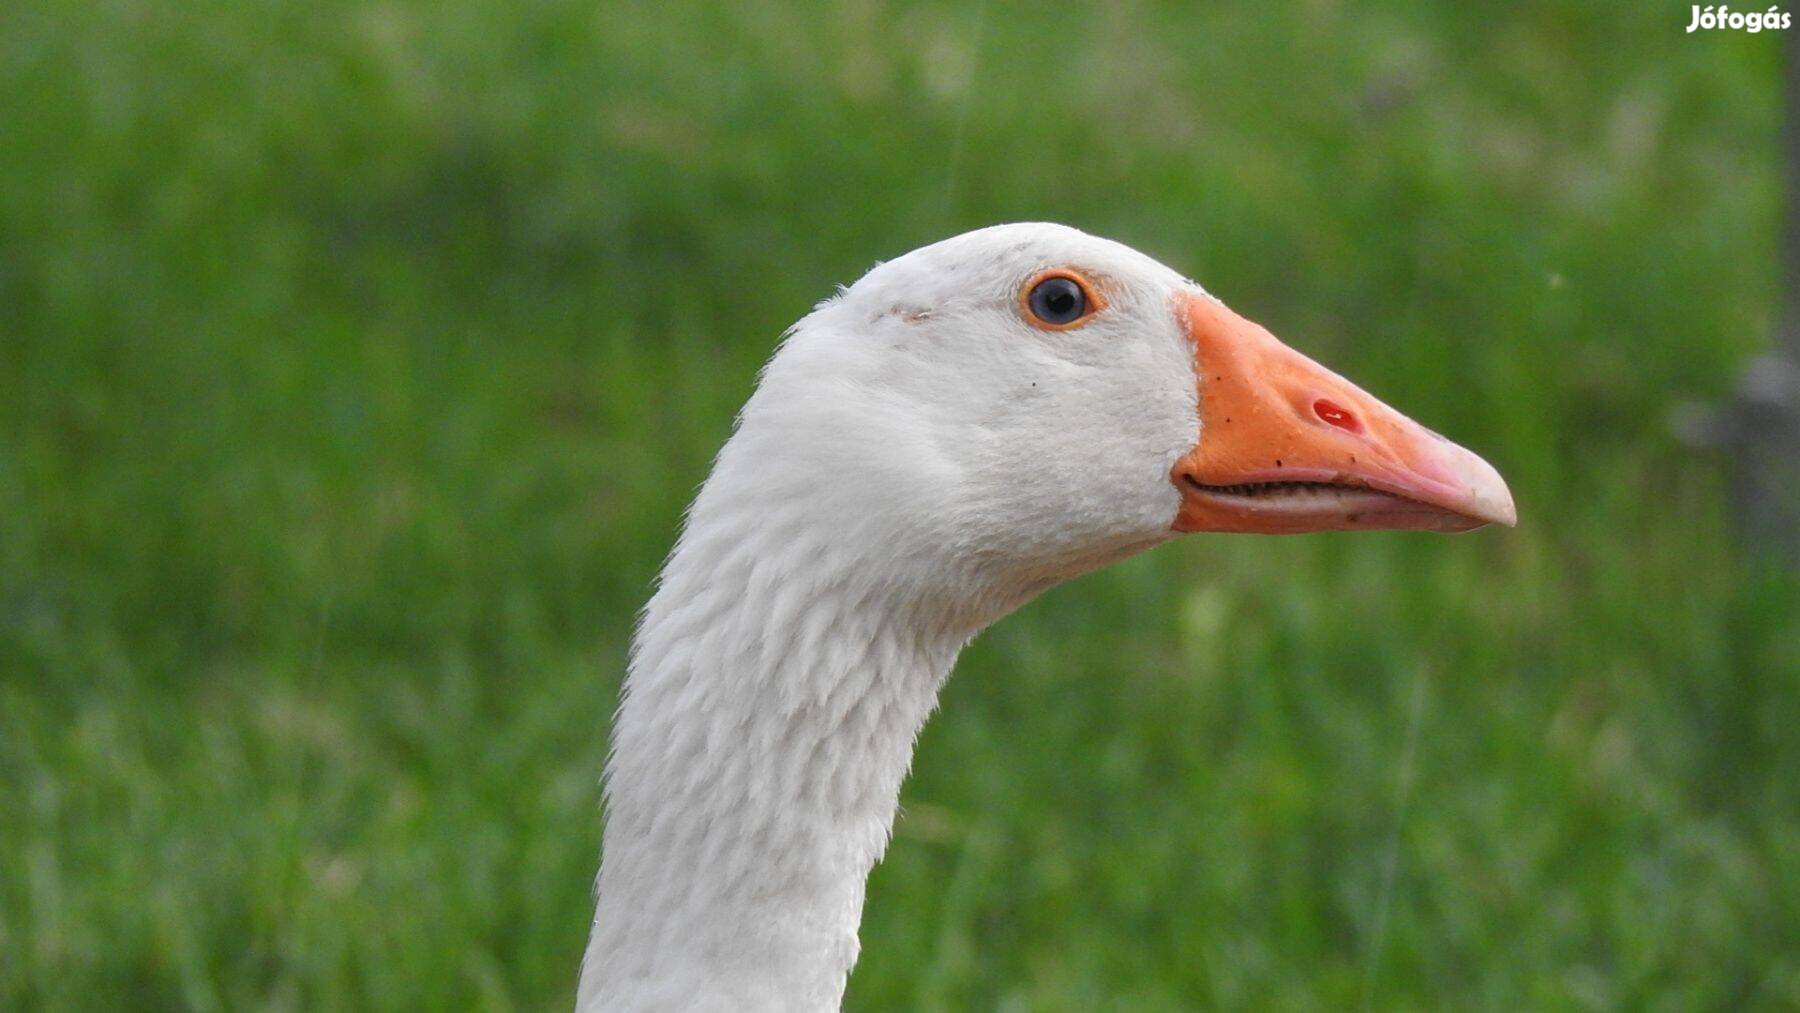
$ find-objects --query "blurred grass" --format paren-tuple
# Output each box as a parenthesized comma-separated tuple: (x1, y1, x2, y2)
(4, 0, 1800, 1008)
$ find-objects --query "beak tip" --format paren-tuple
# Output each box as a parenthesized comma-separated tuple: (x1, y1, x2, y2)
(1478, 494, 1518, 529)
(1434, 438, 1516, 530)
(1460, 459, 1517, 529)
(1494, 496, 1519, 528)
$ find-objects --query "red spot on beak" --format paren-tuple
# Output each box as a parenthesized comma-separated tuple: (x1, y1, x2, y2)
(1313, 399, 1360, 433)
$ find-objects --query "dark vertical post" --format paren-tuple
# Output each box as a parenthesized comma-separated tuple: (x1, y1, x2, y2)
(1740, 39, 1800, 566)
(1685, 41, 1800, 568)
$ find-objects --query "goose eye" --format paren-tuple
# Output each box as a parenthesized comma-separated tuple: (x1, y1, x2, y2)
(1026, 276, 1088, 326)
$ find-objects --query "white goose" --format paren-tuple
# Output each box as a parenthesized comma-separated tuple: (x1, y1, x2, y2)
(577, 223, 1515, 1011)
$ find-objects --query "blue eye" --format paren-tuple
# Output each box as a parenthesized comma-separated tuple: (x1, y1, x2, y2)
(1027, 276, 1087, 325)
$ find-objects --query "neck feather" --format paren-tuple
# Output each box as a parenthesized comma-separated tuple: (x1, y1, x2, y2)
(578, 506, 969, 1011)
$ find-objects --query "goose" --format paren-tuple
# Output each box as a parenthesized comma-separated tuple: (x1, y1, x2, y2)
(577, 222, 1515, 1011)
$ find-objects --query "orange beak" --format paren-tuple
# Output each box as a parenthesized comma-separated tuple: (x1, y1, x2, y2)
(1171, 292, 1516, 534)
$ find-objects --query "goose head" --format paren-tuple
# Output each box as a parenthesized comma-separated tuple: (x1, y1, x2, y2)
(719, 222, 1514, 622)
(583, 223, 1518, 1009)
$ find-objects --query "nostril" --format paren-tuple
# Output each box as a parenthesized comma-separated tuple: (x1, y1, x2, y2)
(1313, 398, 1360, 433)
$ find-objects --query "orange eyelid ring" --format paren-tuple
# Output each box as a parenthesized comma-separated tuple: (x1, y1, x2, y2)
(1018, 269, 1107, 330)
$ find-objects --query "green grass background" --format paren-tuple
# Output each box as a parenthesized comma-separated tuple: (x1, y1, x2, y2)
(5, 1, 1800, 1008)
